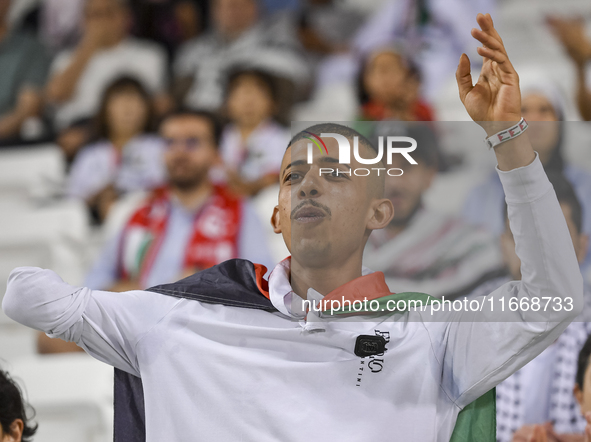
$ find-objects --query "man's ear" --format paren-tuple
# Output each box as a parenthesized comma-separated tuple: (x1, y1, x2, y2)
(6, 419, 23, 442)
(271, 205, 282, 234)
(366, 198, 394, 230)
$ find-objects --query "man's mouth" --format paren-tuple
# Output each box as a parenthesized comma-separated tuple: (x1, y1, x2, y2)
(293, 206, 327, 223)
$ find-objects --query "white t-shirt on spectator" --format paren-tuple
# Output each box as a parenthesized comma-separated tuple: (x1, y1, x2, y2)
(67, 134, 167, 200)
(219, 120, 289, 182)
(174, 15, 310, 110)
(50, 38, 167, 129)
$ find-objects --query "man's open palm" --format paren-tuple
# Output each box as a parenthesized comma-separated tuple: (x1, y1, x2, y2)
(456, 13, 522, 124)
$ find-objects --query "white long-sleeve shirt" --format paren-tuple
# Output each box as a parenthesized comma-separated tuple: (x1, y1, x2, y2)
(2, 155, 584, 442)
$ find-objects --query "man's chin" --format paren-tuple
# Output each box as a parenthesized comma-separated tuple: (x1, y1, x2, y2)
(291, 239, 332, 267)
(169, 175, 207, 191)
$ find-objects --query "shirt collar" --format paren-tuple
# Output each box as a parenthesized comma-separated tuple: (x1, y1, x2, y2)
(267, 257, 392, 318)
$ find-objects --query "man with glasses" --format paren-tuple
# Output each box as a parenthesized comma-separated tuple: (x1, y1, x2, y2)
(85, 110, 273, 293)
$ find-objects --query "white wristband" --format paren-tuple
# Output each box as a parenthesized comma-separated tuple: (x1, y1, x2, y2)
(484, 118, 528, 149)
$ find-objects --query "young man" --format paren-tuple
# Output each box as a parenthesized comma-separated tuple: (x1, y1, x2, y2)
(2, 14, 585, 441)
(85, 110, 274, 291)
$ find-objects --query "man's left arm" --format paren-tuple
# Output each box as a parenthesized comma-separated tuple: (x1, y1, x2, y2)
(432, 13, 584, 407)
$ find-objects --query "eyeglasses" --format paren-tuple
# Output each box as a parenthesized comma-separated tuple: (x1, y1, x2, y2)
(164, 137, 211, 151)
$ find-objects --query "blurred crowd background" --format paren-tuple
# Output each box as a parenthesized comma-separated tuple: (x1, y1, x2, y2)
(3, 0, 591, 441)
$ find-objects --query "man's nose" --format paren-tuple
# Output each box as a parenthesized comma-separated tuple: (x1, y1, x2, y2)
(297, 169, 322, 199)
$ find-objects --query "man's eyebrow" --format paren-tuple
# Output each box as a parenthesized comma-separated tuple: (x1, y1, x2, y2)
(319, 157, 351, 169)
(281, 160, 308, 178)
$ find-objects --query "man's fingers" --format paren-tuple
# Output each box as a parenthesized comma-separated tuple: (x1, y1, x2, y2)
(471, 28, 504, 51)
(476, 46, 516, 76)
(456, 53, 473, 103)
(476, 13, 505, 49)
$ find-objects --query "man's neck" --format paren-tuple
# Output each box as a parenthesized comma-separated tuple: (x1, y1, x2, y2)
(171, 181, 213, 211)
(290, 254, 364, 300)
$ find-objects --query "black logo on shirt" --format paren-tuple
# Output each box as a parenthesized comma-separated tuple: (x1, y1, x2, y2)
(355, 330, 389, 386)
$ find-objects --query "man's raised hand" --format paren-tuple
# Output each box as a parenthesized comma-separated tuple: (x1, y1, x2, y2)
(456, 13, 521, 131)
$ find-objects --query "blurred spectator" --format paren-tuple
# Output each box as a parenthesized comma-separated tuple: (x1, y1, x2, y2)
(0, 368, 37, 442)
(575, 336, 591, 433)
(66, 77, 165, 223)
(130, 0, 208, 57)
(173, 0, 310, 111)
(45, 0, 168, 130)
(548, 16, 591, 121)
(363, 123, 503, 298)
(462, 83, 591, 269)
(0, 0, 50, 143)
(56, 117, 94, 167)
(260, 0, 300, 15)
(297, 0, 363, 57)
(352, 0, 494, 100)
(217, 68, 289, 197)
(358, 47, 435, 121)
(40, 0, 85, 52)
(468, 173, 591, 442)
(85, 109, 273, 293)
(297, 0, 364, 83)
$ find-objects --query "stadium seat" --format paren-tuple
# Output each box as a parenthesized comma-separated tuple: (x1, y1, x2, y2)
(0, 145, 65, 205)
(0, 200, 90, 358)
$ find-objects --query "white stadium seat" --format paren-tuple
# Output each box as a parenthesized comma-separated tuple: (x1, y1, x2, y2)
(0, 145, 65, 205)
(0, 200, 90, 358)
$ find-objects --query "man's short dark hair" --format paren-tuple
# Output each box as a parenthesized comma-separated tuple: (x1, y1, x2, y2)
(0, 368, 37, 441)
(160, 109, 223, 148)
(287, 123, 378, 155)
(504, 172, 582, 233)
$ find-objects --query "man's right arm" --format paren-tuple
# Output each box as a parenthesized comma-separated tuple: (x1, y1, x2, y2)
(2, 267, 180, 376)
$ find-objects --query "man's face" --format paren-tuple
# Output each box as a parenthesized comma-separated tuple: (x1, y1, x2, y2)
(384, 157, 436, 227)
(272, 137, 392, 268)
(501, 203, 588, 280)
(212, 0, 257, 40)
(161, 116, 218, 190)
